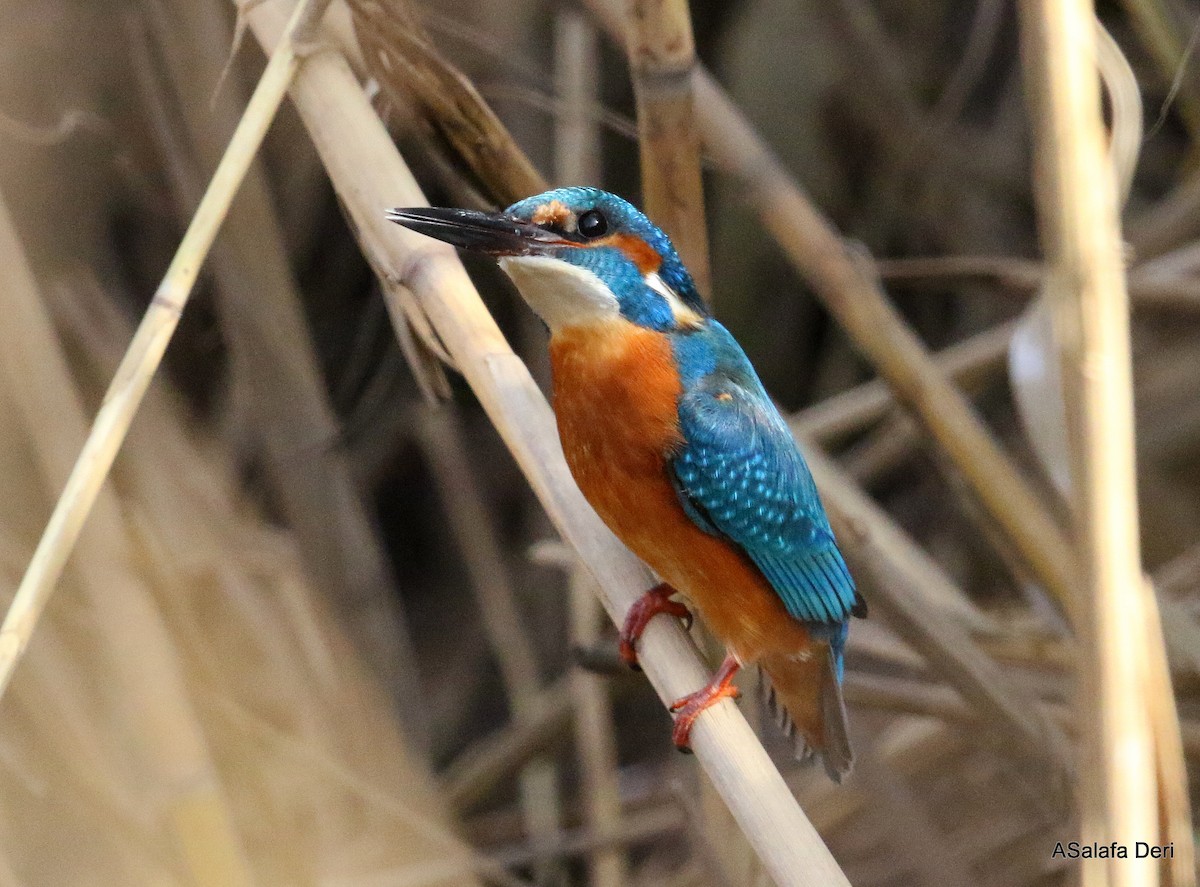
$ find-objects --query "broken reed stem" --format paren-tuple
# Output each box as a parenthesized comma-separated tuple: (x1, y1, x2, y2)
(347, 0, 544, 207)
(623, 0, 711, 298)
(0, 0, 332, 702)
(242, 6, 851, 883)
(1018, 2, 1176, 885)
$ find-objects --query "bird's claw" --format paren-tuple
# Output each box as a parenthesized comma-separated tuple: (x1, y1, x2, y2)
(668, 654, 741, 752)
(618, 583, 691, 669)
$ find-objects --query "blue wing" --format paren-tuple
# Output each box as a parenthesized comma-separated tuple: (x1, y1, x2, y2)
(668, 327, 857, 627)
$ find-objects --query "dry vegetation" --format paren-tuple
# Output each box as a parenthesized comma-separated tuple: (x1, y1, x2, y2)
(0, 0, 1198, 885)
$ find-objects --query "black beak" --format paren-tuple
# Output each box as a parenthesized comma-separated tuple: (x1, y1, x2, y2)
(386, 207, 565, 256)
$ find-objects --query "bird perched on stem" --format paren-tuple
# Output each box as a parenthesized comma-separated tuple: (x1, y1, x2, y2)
(389, 187, 864, 780)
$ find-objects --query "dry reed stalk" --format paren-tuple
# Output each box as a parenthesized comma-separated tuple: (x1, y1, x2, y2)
(347, 0, 543, 206)
(1018, 2, 1183, 885)
(791, 320, 1018, 444)
(848, 666, 1200, 760)
(444, 677, 575, 813)
(879, 254, 1200, 313)
(620, 3, 748, 877)
(413, 405, 567, 882)
(130, 0, 426, 722)
(1125, 578, 1195, 883)
(243, 5, 851, 882)
(0, 0, 331, 702)
(47, 275, 485, 884)
(623, 0, 711, 298)
(804, 440, 1074, 785)
(554, 9, 603, 188)
(0, 197, 254, 885)
(568, 568, 629, 887)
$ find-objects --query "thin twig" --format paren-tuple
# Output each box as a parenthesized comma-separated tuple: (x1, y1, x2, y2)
(0, 0, 332, 703)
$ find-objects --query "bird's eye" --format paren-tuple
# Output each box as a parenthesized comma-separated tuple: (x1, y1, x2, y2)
(577, 209, 608, 238)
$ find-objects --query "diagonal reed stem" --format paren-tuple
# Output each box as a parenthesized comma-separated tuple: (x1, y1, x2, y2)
(0, 0, 332, 701)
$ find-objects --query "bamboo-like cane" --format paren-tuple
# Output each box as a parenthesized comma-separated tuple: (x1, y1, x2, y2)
(623, 0, 711, 299)
(1017, 2, 1171, 886)
(242, 5, 852, 883)
(0, 0, 332, 702)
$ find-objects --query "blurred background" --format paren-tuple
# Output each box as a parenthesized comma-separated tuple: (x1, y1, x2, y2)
(0, 0, 1198, 884)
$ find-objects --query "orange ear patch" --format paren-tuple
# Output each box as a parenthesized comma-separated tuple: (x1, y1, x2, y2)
(596, 233, 662, 273)
(532, 200, 573, 227)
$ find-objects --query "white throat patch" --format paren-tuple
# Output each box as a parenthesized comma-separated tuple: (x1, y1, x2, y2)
(499, 255, 620, 332)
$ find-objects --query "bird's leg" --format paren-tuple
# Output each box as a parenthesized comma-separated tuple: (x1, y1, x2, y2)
(619, 582, 692, 669)
(668, 654, 741, 752)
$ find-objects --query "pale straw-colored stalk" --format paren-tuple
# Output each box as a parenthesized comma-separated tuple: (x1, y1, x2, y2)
(0, 0, 332, 700)
(1018, 1, 1179, 885)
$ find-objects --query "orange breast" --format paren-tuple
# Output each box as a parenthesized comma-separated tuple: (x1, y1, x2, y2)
(548, 320, 812, 662)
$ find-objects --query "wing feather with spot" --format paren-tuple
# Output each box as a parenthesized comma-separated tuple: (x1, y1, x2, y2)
(669, 374, 857, 626)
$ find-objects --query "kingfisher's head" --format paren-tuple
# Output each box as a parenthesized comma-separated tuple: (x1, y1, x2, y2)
(387, 187, 707, 333)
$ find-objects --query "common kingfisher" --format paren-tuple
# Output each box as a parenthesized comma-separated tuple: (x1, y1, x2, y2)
(388, 188, 864, 779)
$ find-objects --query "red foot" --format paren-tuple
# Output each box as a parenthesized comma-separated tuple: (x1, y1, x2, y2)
(669, 654, 741, 752)
(619, 582, 692, 669)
